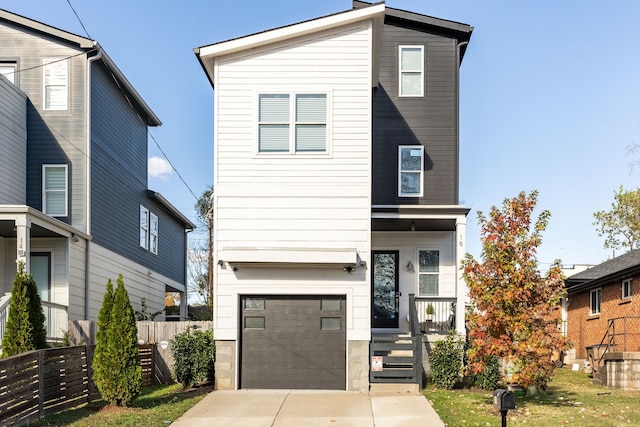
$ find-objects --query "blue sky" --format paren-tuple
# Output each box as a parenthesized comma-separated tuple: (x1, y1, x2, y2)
(4, 0, 640, 268)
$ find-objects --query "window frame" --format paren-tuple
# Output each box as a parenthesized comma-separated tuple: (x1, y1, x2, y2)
(417, 249, 440, 297)
(42, 164, 68, 217)
(622, 278, 632, 300)
(149, 212, 159, 255)
(140, 205, 149, 250)
(43, 58, 69, 111)
(257, 92, 329, 155)
(399, 45, 424, 97)
(398, 145, 424, 197)
(590, 288, 602, 316)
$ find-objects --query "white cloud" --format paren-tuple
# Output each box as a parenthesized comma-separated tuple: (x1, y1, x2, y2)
(148, 156, 173, 181)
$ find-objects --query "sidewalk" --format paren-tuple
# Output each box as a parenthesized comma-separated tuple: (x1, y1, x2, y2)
(171, 389, 445, 427)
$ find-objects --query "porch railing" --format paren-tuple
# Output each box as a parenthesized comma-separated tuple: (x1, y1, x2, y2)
(414, 297, 456, 333)
(588, 316, 640, 373)
(0, 294, 68, 351)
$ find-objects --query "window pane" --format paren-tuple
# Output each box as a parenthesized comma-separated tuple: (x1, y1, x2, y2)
(140, 228, 148, 248)
(295, 124, 326, 152)
(150, 213, 158, 233)
(400, 147, 422, 171)
(400, 73, 422, 96)
(419, 275, 438, 296)
(401, 47, 422, 71)
(45, 86, 67, 110)
(296, 94, 326, 122)
(245, 317, 265, 329)
(400, 172, 421, 194)
(46, 193, 65, 215)
(259, 94, 289, 121)
(419, 250, 439, 273)
(245, 297, 265, 310)
(0, 63, 16, 84)
(44, 60, 67, 85)
(150, 234, 158, 254)
(321, 317, 341, 331)
(259, 124, 289, 152)
(321, 298, 341, 311)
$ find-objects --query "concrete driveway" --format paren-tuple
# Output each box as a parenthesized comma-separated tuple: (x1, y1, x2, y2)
(170, 389, 445, 427)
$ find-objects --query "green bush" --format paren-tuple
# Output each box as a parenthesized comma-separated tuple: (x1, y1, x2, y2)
(92, 275, 142, 406)
(170, 328, 215, 388)
(430, 331, 464, 389)
(471, 355, 502, 390)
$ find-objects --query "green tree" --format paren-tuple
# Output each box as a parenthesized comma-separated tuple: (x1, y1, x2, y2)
(462, 191, 570, 395)
(593, 185, 640, 252)
(1, 262, 47, 357)
(193, 185, 214, 310)
(92, 275, 142, 406)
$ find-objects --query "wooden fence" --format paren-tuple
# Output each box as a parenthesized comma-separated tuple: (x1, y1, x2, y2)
(0, 344, 155, 427)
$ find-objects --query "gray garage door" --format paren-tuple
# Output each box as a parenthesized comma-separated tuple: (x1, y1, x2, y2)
(240, 295, 346, 389)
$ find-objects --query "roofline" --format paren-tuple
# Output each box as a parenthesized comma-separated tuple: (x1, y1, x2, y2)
(195, 3, 386, 88)
(566, 264, 640, 293)
(147, 191, 196, 230)
(0, 8, 161, 127)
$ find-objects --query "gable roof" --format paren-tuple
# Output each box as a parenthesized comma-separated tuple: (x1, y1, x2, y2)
(0, 8, 161, 126)
(565, 249, 640, 293)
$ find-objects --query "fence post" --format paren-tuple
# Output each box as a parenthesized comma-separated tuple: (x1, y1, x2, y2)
(38, 350, 44, 419)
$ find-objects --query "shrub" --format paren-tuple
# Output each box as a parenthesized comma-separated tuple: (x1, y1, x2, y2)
(92, 275, 142, 406)
(170, 327, 215, 388)
(1, 262, 47, 357)
(471, 355, 502, 390)
(430, 331, 464, 389)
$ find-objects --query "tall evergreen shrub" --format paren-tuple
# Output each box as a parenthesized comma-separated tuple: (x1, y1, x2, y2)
(1, 262, 47, 357)
(92, 275, 142, 406)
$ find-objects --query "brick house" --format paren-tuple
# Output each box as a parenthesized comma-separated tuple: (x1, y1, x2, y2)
(565, 250, 640, 361)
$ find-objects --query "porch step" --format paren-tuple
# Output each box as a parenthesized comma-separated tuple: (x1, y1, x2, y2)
(369, 383, 420, 395)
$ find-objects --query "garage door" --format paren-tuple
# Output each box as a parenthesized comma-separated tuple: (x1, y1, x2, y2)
(240, 295, 346, 389)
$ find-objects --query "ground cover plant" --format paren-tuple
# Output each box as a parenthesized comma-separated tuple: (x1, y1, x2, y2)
(426, 368, 640, 426)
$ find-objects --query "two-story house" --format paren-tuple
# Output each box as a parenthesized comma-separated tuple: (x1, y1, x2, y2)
(195, 1, 472, 391)
(0, 9, 194, 346)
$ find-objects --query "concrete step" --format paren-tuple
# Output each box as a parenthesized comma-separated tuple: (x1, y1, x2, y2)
(369, 383, 420, 395)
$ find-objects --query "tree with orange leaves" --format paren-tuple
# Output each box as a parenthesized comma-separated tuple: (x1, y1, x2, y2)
(462, 191, 570, 395)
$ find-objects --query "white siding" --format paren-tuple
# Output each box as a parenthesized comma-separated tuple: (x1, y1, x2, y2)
(214, 22, 374, 341)
(0, 77, 26, 205)
(88, 243, 182, 321)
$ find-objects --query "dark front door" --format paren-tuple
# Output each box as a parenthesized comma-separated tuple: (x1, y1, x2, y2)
(372, 251, 399, 328)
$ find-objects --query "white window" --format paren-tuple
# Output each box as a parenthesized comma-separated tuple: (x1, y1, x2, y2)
(43, 58, 68, 110)
(398, 145, 424, 197)
(622, 278, 632, 300)
(258, 93, 327, 153)
(418, 250, 439, 296)
(0, 61, 17, 84)
(590, 288, 602, 315)
(399, 46, 424, 97)
(140, 206, 149, 249)
(42, 165, 68, 217)
(150, 213, 159, 254)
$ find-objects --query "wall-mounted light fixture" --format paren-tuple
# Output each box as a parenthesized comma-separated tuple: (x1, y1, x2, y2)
(406, 261, 414, 272)
(71, 233, 79, 242)
(217, 259, 224, 266)
(343, 266, 355, 273)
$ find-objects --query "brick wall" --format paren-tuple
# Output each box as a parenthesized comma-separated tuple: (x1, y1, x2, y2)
(567, 277, 640, 359)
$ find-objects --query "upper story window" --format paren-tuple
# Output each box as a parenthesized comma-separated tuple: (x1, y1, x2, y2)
(140, 205, 159, 254)
(258, 93, 327, 153)
(622, 278, 632, 300)
(590, 288, 602, 315)
(0, 61, 17, 84)
(418, 249, 439, 296)
(43, 58, 68, 110)
(42, 165, 68, 217)
(399, 46, 424, 97)
(398, 145, 424, 197)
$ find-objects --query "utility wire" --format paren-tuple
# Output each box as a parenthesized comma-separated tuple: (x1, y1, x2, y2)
(66, 0, 92, 40)
(148, 131, 200, 201)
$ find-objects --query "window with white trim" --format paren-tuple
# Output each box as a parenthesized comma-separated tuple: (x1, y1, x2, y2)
(258, 93, 327, 153)
(0, 61, 17, 84)
(418, 250, 439, 296)
(399, 46, 424, 97)
(398, 145, 424, 197)
(622, 278, 632, 300)
(140, 205, 159, 254)
(43, 58, 68, 110)
(42, 165, 68, 217)
(590, 288, 602, 315)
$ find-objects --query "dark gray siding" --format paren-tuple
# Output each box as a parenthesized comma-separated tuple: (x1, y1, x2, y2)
(90, 64, 186, 283)
(0, 77, 27, 204)
(372, 18, 460, 206)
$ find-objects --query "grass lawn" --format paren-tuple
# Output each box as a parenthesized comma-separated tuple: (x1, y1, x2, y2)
(425, 368, 640, 426)
(28, 383, 212, 427)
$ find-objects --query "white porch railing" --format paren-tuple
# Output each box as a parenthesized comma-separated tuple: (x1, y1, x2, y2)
(0, 294, 68, 351)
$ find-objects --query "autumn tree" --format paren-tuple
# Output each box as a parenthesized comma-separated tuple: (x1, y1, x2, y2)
(593, 185, 640, 252)
(462, 191, 570, 395)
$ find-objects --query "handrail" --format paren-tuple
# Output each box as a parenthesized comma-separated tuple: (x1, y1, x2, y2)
(0, 292, 11, 352)
(593, 316, 640, 370)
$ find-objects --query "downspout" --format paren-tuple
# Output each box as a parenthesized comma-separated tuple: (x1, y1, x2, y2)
(84, 46, 102, 320)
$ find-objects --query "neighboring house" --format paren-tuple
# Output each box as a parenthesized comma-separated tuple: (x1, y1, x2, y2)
(0, 9, 194, 347)
(565, 250, 640, 361)
(195, 1, 472, 391)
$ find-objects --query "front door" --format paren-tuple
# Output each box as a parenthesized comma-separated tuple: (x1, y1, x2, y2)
(372, 251, 399, 328)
